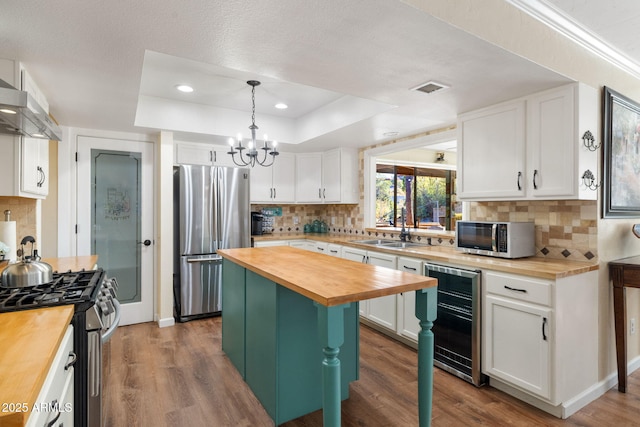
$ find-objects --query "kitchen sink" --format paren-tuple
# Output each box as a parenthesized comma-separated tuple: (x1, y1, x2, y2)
(350, 239, 428, 249)
(378, 242, 426, 249)
(350, 239, 397, 245)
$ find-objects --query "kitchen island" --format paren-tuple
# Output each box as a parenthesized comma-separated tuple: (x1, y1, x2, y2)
(218, 246, 438, 427)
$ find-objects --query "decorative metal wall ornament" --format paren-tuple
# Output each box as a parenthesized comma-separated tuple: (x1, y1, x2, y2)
(581, 169, 600, 191)
(227, 80, 279, 167)
(581, 130, 601, 151)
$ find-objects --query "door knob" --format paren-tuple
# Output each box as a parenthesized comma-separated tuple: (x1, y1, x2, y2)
(139, 239, 152, 246)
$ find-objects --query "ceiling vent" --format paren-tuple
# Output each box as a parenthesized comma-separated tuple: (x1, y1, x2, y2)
(411, 81, 449, 94)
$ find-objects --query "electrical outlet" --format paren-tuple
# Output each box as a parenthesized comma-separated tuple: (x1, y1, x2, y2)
(331, 216, 336, 225)
(293, 216, 299, 225)
(632, 318, 636, 335)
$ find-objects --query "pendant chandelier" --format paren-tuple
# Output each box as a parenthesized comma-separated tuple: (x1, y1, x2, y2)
(227, 80, 279, 167)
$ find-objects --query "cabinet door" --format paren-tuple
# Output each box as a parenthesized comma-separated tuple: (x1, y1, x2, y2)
(250, 162, 274, 203)
(295, 153, 322, 203)
(342, 248, 368, 315)
(366, 252, 398, 331)
(527, 85, 575, 198)
(484, 294, 551, 399)
(272, 152, 296, 203)
(397, 257, 423, 341)
(458, 101, 526, 200)
(322, 149, 341, 203)
(175, 142, 214, 165)
(21, 138, 48, 196)
(212, 147, 239, 167)
(327, 244, 342, 257)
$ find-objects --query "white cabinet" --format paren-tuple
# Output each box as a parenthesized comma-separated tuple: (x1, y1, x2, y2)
(295, 148, 358, 204)
(458, 83, 598, 201)
(483, 269, 598, 409)
(21, 137, 49, 196)
(174, 142, 239, 167)
(289, 240, 315, 251)
(26, 325, 75, 427)
(327, 243, 342, 257)
(0, 63, 51, 199)
(254, 240, 288, 247)
(397, 256, 424, 342)
(250, 152, 295, 203)
(342, 247, 398, 330)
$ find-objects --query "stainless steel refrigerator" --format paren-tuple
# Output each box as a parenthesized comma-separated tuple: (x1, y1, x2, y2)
(174, 165, 250, 321)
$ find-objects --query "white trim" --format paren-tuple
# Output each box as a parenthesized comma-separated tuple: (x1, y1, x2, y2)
(363, 129, 457, 228)
(157, 317, 176, 328)
(507, 0, 640, 80)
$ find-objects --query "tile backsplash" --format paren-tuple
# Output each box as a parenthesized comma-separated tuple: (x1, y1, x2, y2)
(469, 200, 598, 262)
(251, 204, 363, 233)
(0, 196, 38, 252)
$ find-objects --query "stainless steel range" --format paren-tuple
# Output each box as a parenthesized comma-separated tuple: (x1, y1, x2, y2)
(0, 268, 120, 427)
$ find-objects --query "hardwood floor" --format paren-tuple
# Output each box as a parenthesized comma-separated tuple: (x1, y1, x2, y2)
(104, 317, 640, 426)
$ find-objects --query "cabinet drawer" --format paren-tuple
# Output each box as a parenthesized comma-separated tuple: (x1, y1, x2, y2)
(486, 272, 551, 306)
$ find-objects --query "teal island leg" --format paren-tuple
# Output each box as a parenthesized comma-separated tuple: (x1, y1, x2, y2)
(315, 303, 349, 427)
(415, 287, 438, 427)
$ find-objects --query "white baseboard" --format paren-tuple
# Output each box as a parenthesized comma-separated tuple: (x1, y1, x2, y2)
(489, 355, 640, 419)
(157, 317, 175, 328)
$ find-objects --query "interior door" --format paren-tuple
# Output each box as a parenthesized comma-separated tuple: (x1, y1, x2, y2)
(76, 136, 154, 325)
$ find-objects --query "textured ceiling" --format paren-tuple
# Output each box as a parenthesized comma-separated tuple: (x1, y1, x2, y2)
(2, 0, 636, 151)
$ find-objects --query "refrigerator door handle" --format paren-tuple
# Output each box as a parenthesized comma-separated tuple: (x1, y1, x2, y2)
(186, 256, 223, 263)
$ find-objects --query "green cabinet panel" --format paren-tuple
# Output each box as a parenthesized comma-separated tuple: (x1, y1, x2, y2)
(226, 267, 359, 425)
(221, 259, 246, 377)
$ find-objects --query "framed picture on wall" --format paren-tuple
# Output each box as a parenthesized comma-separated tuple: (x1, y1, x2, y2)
(602, 86, 640, 218)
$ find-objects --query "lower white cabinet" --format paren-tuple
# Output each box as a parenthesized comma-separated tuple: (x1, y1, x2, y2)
(327, 244, 342, 257)
(483, 269, 598, 412)
(397, 256, 424, 342)
(254, 240, 288, 247)
(342, 247, 398, 330)
(27, 325, 75, 427)
(289, 240, 315, 251)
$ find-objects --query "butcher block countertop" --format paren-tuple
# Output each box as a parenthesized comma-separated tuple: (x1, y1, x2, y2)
(218, 246, 437, 306)
(253, 234, 598, 280)
(0, 305, 74, 427)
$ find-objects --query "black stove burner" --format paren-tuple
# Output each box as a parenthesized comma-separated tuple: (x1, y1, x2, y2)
(0, 269, 105, 312)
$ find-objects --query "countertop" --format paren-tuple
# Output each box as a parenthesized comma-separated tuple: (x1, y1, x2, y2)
(0, 255, 99, 276)
(253, 233, 599, 280)
(0, 305, 74, 427)
(218, 246, 437, 306)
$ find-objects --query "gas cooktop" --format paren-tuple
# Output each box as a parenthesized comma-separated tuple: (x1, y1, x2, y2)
(0, 269, 105, 312)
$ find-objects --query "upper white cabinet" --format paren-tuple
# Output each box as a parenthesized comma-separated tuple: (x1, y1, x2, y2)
(174, 141, 239, 168)
(21, 137, 49, 196)
(250, 152, 295, 203)
(295, 148, 359, 204)
(0, 62, 51, 199)
(458, 83, 598, 201)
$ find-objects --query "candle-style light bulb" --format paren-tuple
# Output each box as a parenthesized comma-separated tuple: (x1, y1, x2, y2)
(228, 137, 234, 146)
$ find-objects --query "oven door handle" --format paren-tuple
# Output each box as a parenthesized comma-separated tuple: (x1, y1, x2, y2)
(101, 299, 121, 343)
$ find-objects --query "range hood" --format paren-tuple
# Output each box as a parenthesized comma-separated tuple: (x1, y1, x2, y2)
(0, 79, 62, 141)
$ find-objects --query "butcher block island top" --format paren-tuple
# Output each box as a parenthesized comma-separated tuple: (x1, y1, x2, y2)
(0, 305, 74, 427)
(217, 246, 437, 306)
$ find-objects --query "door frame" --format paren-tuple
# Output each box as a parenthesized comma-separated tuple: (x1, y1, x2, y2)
(57, 127, 157, 324)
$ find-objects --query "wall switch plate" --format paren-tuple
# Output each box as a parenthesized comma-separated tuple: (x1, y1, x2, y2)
(632, 318, 636, 335)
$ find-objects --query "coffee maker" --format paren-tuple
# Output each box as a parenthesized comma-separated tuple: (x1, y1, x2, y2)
(251, 212, 264, 235)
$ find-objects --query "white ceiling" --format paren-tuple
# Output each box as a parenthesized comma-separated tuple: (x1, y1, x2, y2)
(1, 0, 638, 152)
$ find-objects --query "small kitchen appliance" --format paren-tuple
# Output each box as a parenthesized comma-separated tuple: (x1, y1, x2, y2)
(251, 211, 264, 236)
(456, 221, 535, 259)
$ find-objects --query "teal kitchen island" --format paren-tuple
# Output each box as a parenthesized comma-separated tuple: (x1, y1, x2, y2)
(218, 246, 438, 427)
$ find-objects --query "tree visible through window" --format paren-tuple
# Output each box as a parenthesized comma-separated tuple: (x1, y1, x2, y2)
(375, 164, 460, 231)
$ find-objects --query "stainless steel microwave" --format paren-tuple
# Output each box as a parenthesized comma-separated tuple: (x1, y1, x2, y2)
(456, 221, 535, 259)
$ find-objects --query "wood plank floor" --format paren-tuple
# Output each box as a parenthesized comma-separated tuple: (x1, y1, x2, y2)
(103, 317, 640, 426)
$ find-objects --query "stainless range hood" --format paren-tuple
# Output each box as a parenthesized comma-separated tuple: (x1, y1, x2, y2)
(0, 79, 62, 141)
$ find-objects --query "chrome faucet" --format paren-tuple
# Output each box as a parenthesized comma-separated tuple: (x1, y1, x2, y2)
(399, 207, 411, 242)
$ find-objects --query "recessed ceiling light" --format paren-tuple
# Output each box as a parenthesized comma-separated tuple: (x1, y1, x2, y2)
(0, 108, 17, 114)
(275, 103, 288, 109)
(32, 133, 44, 138)
(383, 131, 399, 137)
(175, 84, 194, 93)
